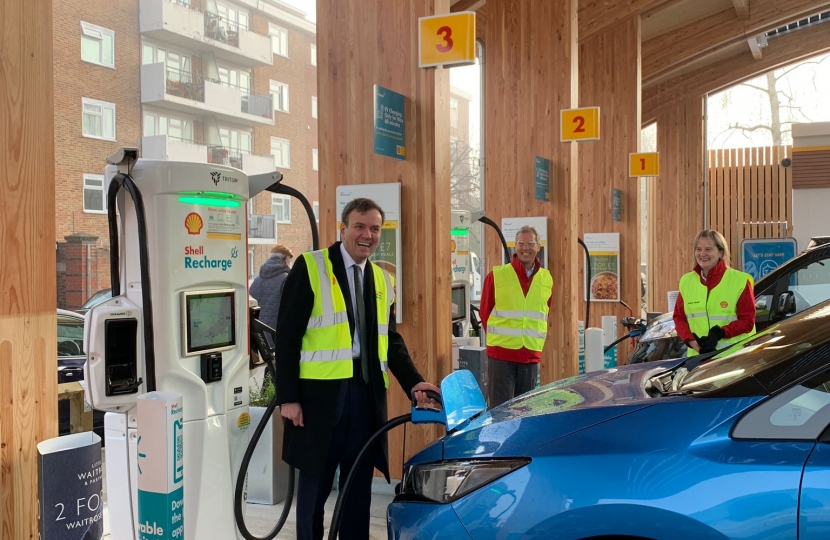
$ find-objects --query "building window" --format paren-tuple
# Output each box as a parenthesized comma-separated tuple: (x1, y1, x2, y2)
(272, 194, 291, 224)
(310, 44, 317, 66)
(450, 98, 459, 129)
(271, 137, 291, 168)
(312, 148, 319, 171)
(218, 66, 251, 93)
(81, 22, 115, 68)
(270, 80, 289, 113)
(83, 174, 107, 213)
(269, 24, 288, 57)
(313, 201, 320, 222)
(144, 112, 194, 142)
(311, 96, 317, 119)
(82, 98, 116, 140)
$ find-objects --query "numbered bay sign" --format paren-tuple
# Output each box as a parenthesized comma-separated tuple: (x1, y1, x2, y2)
(560, 107, 600, 142)
(419, 12, 477, 68)
(629, 152, 660, 177)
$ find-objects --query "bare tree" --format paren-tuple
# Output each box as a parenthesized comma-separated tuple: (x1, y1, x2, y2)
(712, 53, 830, 147)
(450, 137, 484, 270)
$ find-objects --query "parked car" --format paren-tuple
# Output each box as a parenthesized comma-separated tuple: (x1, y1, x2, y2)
(389, 298, 830, 539)
(629, 242, 830, 363)
(57, 309, 104, 440)
(76, 288, 112, 315)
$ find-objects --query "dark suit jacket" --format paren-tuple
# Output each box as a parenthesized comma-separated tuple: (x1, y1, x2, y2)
(274, 241, 424, 478)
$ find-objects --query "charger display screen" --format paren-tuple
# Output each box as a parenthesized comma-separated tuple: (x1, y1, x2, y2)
(184, 290, 235, 355)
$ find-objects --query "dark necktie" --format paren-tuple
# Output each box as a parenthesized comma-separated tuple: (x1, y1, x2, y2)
(353, 265, 370, 383)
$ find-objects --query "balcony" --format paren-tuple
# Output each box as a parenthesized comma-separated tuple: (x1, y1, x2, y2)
(139, 0, 272, 67)
(249, 214, 276, 244)
(141, 63, 274, 127)
(207, 146, 275, 176)
(141, 134, 207, 162)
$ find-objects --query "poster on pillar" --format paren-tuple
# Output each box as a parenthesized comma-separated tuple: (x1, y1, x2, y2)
(502, 217, 548, 269)
(535, 157, 550, 202)
(373, 85, 406, 160)
(337, 184, 403, 323)
(584, 233, 620, 302)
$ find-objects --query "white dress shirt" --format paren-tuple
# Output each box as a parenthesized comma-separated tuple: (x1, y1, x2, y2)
(340, 243, 367, 359)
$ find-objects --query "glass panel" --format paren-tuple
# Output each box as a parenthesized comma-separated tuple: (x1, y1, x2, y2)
(83, 112, 101, 136)
(84, 188, 104, 212)
(103, 34, 114, 65)
(789, 259, 830, 316)
(157, 49, 166, 66)
(239, 13, 248, 30)
(81, 36, 100, 63)
(143, 114, 155, 136)
(159, 116, 168, 135)
(143, 44, 154, 65)
(169, 118, 183, 140)
(103, 108, 114, 138)
(84, 177, 103, 187)
(241, 132, 252, 153)
(312, 96, 317, 118)
(240, 72, 250, 93)
(220, 128, 230, 148)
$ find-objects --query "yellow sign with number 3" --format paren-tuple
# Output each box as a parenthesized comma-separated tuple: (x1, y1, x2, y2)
(419, 12, 476, 68)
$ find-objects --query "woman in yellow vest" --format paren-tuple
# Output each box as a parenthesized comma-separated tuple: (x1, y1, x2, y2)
(672, 230, 756, 356)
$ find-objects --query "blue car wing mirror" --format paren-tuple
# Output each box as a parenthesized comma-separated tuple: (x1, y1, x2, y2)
(440, 370, 487, 431)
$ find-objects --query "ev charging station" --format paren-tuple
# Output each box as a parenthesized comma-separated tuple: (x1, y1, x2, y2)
(85, 151, 252, 540)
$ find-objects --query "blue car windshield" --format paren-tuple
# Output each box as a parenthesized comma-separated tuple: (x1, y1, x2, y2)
(680, 303, 830, 393)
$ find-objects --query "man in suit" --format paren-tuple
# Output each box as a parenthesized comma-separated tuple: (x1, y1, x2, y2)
(275, 197, 439, 540)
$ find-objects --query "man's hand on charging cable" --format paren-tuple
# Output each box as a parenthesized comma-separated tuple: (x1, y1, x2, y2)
(411, 382, 441, 404)
(280, 402, 304, 427)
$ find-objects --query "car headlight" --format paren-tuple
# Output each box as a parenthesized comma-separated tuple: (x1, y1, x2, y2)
(640, 319, 678, 341)
(400, 459, 530, 503)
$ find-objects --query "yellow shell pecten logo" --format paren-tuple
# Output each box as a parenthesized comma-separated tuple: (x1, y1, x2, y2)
(185, 212, 203, 235)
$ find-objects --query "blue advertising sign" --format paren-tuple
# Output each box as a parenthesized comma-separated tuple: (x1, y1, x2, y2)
(535, 156, 550, 201)
(741, 238, 797, 282)
(373, 85, 406, 160)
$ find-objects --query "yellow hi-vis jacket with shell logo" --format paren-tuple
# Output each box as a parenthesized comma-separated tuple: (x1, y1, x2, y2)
(299, 249, 393, 388)
(486, 264, 553, 352)
(679, 267, 755, 357)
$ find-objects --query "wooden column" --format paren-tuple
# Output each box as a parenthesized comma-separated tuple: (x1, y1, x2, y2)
(648, 98, 705, 313)
(485, 0, 580, 383)
(1, 0, 57, 537)
(316, 0, 451, 473)
(578, 18, 642, 359)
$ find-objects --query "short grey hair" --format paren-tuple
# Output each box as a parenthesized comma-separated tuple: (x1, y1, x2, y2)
(515, 225, 540, 243)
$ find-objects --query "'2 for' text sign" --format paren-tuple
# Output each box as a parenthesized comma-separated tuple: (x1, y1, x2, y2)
(560, 107, 600, 142)
(629, 152, 660, 177)
(419, 12, 476, 68)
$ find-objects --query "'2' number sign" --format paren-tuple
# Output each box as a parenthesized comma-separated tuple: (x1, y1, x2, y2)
(560, 107, 600, 142)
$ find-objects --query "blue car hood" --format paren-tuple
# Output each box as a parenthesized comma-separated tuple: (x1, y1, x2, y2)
(439, 359, 685, 461)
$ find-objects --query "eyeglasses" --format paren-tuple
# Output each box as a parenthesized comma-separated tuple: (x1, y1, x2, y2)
(516, 241, 538, 248)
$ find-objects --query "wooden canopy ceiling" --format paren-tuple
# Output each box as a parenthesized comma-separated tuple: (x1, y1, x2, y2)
(451, 0, 830, 123)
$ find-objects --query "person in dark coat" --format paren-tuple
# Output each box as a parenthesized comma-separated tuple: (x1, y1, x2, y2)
(275, 198, 439, 540)
(249, 244, 293, 330)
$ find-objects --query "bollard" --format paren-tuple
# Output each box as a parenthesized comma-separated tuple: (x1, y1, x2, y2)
(584, 327, 605, 373)
(602, 315, 618, 368)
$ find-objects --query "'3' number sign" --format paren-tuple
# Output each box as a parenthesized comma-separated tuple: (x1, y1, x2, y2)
(419, 13, 476, 68)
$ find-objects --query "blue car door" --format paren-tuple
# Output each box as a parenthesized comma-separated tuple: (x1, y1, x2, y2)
(799, 437, 830, 539)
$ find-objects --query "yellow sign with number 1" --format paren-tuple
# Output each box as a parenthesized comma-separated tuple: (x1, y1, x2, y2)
(629, 152, 660, 177)
(419, 12, 476, 68)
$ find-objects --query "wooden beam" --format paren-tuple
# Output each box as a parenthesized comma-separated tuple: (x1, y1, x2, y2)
(643, 0, 830, 84)
(451, 0, 486, 12)
(643, 19, 830, 123)
(732, 0, 750, 20)
(579, 0, 671, 43)
(747, 35, 764, 59)
(1, 0, 57, 538)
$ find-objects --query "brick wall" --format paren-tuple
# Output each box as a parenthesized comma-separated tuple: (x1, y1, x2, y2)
(57, 233, 100, 310)
(250, 12, 319, 273)
(53, 0, 141, 292)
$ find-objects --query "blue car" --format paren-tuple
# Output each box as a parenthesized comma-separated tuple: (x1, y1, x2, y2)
(389, 299, 830, 540)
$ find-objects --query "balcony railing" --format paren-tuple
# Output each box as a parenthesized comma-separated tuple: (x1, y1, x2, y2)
(205, 12, 248, 48)
(166, 68, 205, 102)
(208, 145, 247, 169)
(241, 92, 273, 120)
(249, 214, 276, 241)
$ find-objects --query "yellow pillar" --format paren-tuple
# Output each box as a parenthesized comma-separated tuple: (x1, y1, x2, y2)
(649, 98, 705, 312)
(578, 18, 642, 359)
(316, 0, 451, 472)
(484, 0, 580, 382)
(1, 0, 57, 537)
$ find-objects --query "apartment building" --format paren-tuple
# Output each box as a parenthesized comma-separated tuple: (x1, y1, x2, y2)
(52, 0, 318, 308)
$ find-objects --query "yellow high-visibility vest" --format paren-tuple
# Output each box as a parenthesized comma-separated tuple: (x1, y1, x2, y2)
(679, 267, 755, 357)
(487, 264, 553, 351)
(299, 249, 393, 387)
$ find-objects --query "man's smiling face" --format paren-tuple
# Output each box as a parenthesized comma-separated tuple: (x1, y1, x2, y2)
(340, 209, 383, 264)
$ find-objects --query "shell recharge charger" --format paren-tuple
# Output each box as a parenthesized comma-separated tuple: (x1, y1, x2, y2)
(85, 151, 251, 540)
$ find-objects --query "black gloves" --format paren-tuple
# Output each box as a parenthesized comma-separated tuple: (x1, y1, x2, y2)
(697, 326, 725, 354)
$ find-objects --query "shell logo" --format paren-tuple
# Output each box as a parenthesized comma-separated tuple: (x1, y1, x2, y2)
(185, 212, 203, 235)
(451, 239, 457, 252)
(720, 301, 729, 308)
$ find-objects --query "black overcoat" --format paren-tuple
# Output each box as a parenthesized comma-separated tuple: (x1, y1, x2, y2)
(274, 241, 424, 478)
